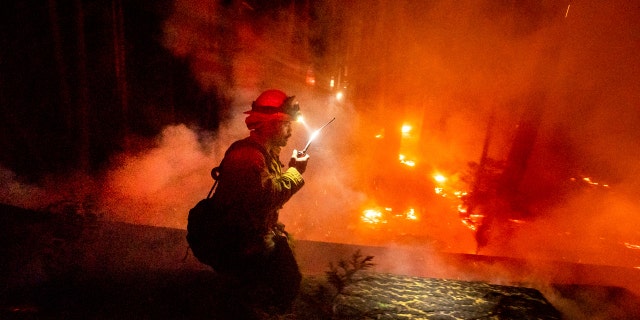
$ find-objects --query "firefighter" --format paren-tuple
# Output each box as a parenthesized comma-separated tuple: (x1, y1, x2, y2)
(208, 89, 309, 316)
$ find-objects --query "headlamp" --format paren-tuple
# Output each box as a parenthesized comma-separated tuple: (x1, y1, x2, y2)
(281, 96, 302, 121)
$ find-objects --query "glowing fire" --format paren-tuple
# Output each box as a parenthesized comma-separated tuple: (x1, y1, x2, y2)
(570, 176, 610, 188)
(360, 207, 418, 225)
(401, 124, 412, 135)
(432, 172, 466, 199)
(433, 172, 447, 197)
(405, 208, 417, 220)
(430, 171, 480, 232)
(399, 154, 416, 167)
(305, 67, 315, 85)
(433, 173, 446, 183)
(361, 208, 388, 224)
(624, 242, 640, 250)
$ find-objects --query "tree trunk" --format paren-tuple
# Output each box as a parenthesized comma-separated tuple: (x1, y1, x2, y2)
(74, 0, 90, 172)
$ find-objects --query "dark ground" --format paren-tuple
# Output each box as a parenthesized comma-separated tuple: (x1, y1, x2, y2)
(1, 203, 639, 319)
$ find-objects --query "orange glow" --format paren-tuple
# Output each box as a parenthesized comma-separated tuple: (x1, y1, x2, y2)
(399, 154, 416, 166)
(570, 176, 611, 188)
(454, 191, 467, 198)
(402, 160, 415, 167)
(433, 173, 446, 184)
(360, 206, 419, 225)
(405, 208, 417, 220)
(305, 67, 315, 85)
(625, 242, 640, 250)
(431, 172, 467, 200)
(361, 208, 388, 224)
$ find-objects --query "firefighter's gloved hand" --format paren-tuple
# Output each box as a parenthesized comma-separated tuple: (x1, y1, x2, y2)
(288, 149, 309, 174)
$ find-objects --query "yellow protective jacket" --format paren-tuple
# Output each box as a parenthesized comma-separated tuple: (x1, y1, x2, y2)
(213, 135, 305, 254)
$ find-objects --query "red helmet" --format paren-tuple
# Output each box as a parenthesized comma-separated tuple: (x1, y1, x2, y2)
(244, 89, 301, 129)
(253, 89, 288, 110)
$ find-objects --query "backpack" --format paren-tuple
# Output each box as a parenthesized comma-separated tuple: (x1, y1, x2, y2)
(186, 138, 271, 269)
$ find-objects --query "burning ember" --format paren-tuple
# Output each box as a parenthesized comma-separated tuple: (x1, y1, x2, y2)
(571, 176, 610, 189)
(360, 207, 418, 225)
(361, 208, 388, 224)
(401, 124, 412, 136)
(624, 242, 640, 250)
(398, 154, 416, 167)
(433, 174, 446, 183)
(432, 172, 467, 200)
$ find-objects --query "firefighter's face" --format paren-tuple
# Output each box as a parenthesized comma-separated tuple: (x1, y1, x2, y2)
(266, 120, 292, 147)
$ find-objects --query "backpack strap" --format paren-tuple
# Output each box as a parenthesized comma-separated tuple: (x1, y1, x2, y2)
(206, 167, 221, 199)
